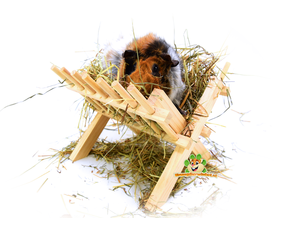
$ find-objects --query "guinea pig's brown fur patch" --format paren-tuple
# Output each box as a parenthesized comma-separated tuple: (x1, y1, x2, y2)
(125, 56, 172, 96)
(125, 33, 156, 53)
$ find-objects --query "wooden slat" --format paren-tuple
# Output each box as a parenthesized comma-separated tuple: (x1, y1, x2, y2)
(149, 88, 212, 137)
(157, 122, 178, 141)
(129, 116, 143, 127)
(193, 140, 211, 160)
(51, 65, 72, 85)
(69, 113, 110, 162)
(93, 99, 107, 111)
(112, 81, 138, 108)
(219, 85, 230, 96)
(183, 123, 212, 138)
(200, 126, 212, 137)
(125, 125, 191, 149)
(72, 71, 96, 94)
(61, 67, 84, 90)
(68, 86, 172, 124)
(219, 62, 231, 80)
(85, 97, 102, 111)
(145, 145, 188, 211)
(81, 72, 109, 98)
(142, 119, 162, 135)
(127, 84, 155, 114)
(148, 89, 186, 134)
(96, 78, 122, 103)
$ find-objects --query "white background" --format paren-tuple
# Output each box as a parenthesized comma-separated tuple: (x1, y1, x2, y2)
(0, 0, 286, 223)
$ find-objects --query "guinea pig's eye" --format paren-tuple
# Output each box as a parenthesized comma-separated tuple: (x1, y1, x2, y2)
(152, 64, 159, 74)
(196, 161, 199, 165)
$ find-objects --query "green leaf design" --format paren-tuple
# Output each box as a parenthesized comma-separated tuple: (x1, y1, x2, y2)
(185, 168, 190, 173)
(202, 159, 206, 166)
(202, 168, 207, 173)
(189, 154, 195, 160)
(196, 154, 202, 160)
(184, 160, 190, 167)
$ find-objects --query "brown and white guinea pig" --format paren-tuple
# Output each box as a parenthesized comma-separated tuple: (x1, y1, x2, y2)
(101, 33, 186, 114)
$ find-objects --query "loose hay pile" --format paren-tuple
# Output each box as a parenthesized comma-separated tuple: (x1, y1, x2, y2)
(51, 42, 232, 208)
(81, 44, 220, 119)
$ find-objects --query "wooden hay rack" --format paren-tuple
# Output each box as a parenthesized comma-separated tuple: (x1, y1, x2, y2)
(51, 62, 230, 212)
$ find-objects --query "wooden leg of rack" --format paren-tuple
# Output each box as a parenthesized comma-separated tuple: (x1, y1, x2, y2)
(144, 144, 193, 212)
(69, 112, 110, 162)
(144, 139, 212, 212)
(193, 140, 211, 161)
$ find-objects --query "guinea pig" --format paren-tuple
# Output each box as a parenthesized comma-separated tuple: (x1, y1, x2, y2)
(102, 33, 186, 114)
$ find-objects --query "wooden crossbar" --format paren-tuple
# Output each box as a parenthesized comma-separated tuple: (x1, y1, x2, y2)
(51, 61, 231, 212)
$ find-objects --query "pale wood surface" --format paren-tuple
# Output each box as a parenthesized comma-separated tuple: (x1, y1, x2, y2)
(112, 81, 138, 108)
(157, 122, 178, 141)
(67, 81, 211, 144)
(200, 126, 212, 137)
(72, 70, 96, 94)
(97, 77, 122, 102)
(51, 65, 72, 85)
(219, 62, 231, 80)
(85, 97, 102, 111)
(69, 113, 110, 162)
(148, 89, 186, 134)
(81, 72, 109, 98)
(61, 67, 84, 90)
(193, 140, 211, 160)
(144, 145, 188, 211)
(219, 85, 230, 96)
(142, 118, 162, 135)
(127, 84, 155, 115)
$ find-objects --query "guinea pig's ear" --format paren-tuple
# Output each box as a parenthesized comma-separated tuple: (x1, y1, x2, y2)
(122, 50, 137, 60)
(171, 60, 179, 67)
(160, 54, 179, 67)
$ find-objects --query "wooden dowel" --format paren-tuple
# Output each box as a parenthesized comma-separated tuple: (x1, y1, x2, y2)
(142, 119, 162, 135)
(112, 81, 138, 108)
(94, 100, 107, 111)
(157, 122, 178, 141)
(61, 67, 84, 90)
(50, 65, 72, 85)
(66, 85, 172, 124)
(81, 72, 109, 98)
(127, 84, 155, 115)
(219, 62, 231, 81)
(219, 85, 230, 96)
(85, 97, 101, 111)
(72, 71, 96, 94)
(96, 78, 122, 103)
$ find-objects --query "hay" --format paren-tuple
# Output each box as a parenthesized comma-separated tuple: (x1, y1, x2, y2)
(50, 40, 231, 209)
(53, 130, 229, 208)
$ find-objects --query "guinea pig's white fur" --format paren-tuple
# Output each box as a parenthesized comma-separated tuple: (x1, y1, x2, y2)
(166, 46, 185, 106)
(101, 34, 186, 106)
